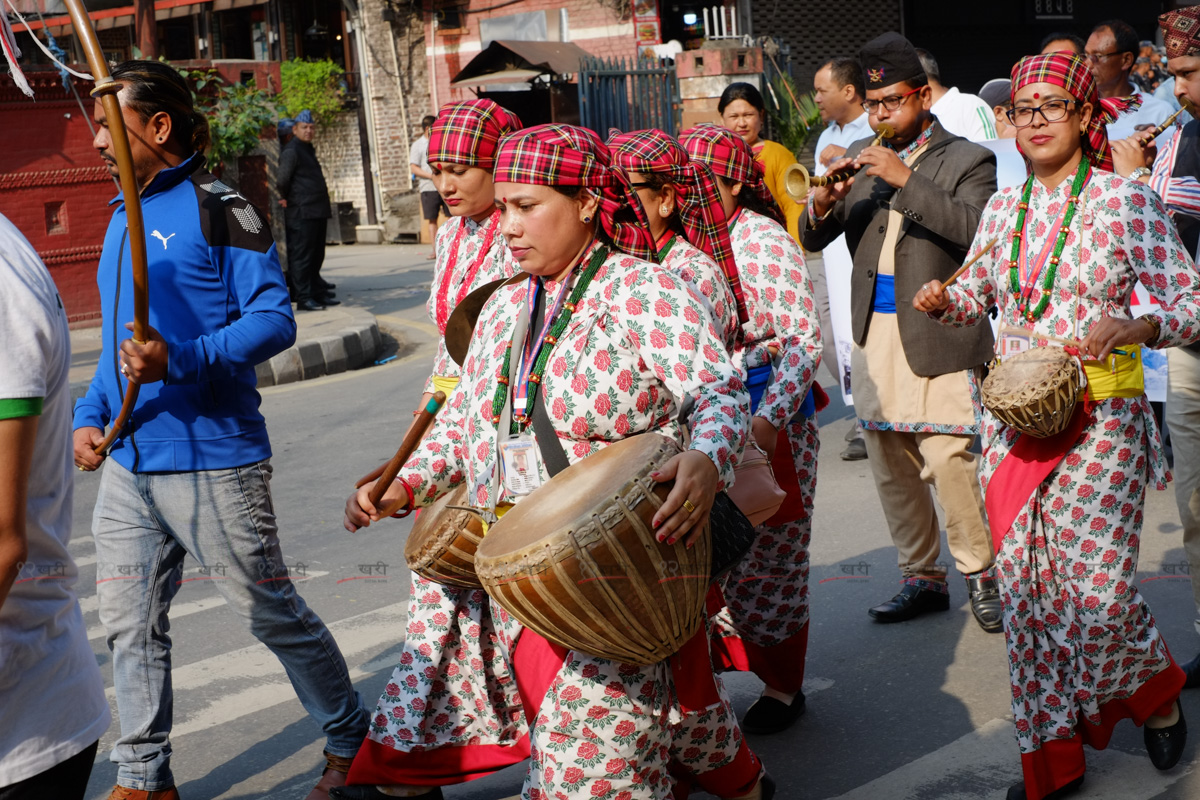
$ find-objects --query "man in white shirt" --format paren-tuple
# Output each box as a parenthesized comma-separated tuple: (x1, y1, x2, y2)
(0, 212, 109, 799)
(409, 115, 443, 256)
(811, 58, 872, 460)
(977, 78, 1027, 191)
(1088, 19, 1175, 141)
(812, 58, 872, 175)
(916, 49, 997, 142)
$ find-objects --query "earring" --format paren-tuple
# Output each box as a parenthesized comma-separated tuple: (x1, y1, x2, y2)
(583, 216, 591, 223)
(659, 206, 669, 216)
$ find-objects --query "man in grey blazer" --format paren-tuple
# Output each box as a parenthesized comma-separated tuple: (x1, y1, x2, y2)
(800, 32, 1002, 633)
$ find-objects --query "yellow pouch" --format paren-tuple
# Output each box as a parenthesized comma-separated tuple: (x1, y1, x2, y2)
(480, 502, 512, 535)
(1083, 346, 1144, 401)
(431, 375, 460, 398)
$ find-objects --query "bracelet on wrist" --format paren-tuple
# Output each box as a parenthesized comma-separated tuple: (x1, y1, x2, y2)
(390, 478, 416, 518)
(1142, 314, 1162, 347)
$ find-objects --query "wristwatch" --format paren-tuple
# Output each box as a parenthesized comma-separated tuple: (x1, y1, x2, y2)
(1128, 166, 1151, 181)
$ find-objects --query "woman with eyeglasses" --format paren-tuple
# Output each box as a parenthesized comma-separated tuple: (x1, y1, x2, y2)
(718, 83, 805, 243)
(915, 52, 1200, 800)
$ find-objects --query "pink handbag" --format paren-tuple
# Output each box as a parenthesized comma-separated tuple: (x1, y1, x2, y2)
(726, 442, 787, 526)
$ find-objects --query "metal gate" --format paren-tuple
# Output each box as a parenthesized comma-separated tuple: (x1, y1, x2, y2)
(578, 56, 680, 137)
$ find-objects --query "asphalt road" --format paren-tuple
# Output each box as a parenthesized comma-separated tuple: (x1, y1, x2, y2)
(65, 245, 1200, 799)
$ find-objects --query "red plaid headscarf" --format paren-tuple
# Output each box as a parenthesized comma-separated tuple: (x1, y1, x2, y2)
(608, 128, 748, 324)
(493, 124, 654, 260)
(428, 99, 523, 171)
(1161, 5, 1200, 59)
(1010, 53, 1140, 173)
(677, 124, 783, 226)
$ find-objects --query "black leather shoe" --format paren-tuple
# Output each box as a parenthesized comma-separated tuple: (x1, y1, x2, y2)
(1145, 702, 1187, 770)
(317, 296, 341, 306)
(868, 584, 950, 623)
(323, 282, 337, 291)
(741, 693, 805, 735)
(296, 299, 325, 311)
(966, 571, 1004, 633)
(1183, 652, 1200, 689)
(1006, 775, 1083, 800)
(330, 787, 443, 800)
(756, 772, 776, 799)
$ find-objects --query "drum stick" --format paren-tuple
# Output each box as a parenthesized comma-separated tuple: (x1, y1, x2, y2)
(943, 236, 999, 290)
(363, 391, 447, 510)
(999, 325, 1130, 357)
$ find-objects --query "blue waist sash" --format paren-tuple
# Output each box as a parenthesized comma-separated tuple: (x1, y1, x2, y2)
(873, 274, 896, 313)
(746, 363, 815, 419)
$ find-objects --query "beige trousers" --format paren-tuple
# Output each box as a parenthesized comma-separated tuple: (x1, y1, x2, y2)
(1166, 346, 1200, 637)
(861, 429, 994, 579)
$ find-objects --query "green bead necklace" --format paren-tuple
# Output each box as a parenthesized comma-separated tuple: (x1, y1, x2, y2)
(491, 246, 609, 431)
(1007, 158, 1091, 322)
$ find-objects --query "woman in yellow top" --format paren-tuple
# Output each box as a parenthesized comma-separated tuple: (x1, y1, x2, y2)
(719, 82, 804, 243)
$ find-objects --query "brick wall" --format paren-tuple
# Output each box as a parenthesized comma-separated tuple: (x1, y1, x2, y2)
(0, 72, 114, 325)
(426, 0, 637, 111)
(314, 112, 368, 219)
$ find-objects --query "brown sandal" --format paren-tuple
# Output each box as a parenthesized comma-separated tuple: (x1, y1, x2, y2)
(304, 751, 354, 800)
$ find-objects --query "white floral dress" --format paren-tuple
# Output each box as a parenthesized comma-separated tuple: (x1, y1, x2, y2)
(396, 242, 750, 799)
(708, 208, 824, 695)
(350, 211, 525, 787)
(938, 167, 1200, 791)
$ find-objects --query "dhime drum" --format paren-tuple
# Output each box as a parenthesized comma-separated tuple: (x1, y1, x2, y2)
(404, 484, 486, 589)
(475, 434, 709, 665)
(981, 346, 1082, 438)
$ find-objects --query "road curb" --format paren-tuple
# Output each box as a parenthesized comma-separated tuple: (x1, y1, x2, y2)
(255, 307, 383, 387)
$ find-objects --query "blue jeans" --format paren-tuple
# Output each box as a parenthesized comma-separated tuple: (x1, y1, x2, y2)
(93, 459, 367, 790)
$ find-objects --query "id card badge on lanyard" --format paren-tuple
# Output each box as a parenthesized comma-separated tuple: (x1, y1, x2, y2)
(499, 434, 542, 496)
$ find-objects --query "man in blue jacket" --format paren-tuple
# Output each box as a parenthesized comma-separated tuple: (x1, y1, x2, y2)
(72, 61, 366, 800)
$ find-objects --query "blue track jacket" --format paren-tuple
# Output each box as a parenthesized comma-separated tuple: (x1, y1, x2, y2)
(74, 153, 296, 472)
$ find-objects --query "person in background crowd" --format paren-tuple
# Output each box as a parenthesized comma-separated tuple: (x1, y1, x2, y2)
(0, 212, 109, 800)
(812, 57, 872, 461)
(1114, 3, 1200, 692)
(1087, 19, 1175, 140)
(916, 48, 1198, 800)
(916, 48, 998, 142)
(977, 78, 1028, 191)
(1041, 32, 1086, 56)
(409, 115, 445, 258)
(75, 61, 367, 800)
(279, 108, 339, 312)
(719, 82, 805, 243)
(979, 78, 1016, 139)
(799, 32, 1002, 635)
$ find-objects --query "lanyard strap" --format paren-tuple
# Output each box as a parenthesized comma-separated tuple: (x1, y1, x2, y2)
(511, 271, 577, 419)
(1016, 198, 1072, 307)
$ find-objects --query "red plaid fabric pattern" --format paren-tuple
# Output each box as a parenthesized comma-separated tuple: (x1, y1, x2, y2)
(678, 124, 782, 225)
(608, 128, 748, 324)
(428, 99, 523, 170)
(494, 124, 654, 260)
(1161, 5, 1200, 59)
(1010, 53, 1140, 173)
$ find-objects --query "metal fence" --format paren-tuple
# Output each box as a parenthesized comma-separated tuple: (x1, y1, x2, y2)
(578, 56, 680, 137)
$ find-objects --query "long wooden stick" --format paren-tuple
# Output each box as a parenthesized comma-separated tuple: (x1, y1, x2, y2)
(366, 391, 447, 509)
(63, 0, 150, 455)
(943, 236, 999, 289)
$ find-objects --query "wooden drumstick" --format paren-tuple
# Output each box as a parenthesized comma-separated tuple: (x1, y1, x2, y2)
(942, 236, 999, 290)
(999, 325, 1131, 358)
(363, 391, 447, 509)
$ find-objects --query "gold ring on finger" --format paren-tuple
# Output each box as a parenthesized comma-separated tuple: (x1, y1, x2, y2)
(682, 499, 696, 514)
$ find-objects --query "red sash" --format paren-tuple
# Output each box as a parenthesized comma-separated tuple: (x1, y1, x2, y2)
(984, 404, 1089, 552)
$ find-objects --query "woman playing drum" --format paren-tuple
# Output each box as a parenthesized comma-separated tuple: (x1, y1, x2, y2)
(346, 124, 772, 799)
(680, 124, 824, 735)
(335, 99, 524, 800)
(914, 52, 1200, 800)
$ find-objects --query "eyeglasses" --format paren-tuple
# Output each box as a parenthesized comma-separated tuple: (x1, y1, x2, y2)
(1085, 51, 1125, 63)
(862, 85, 922, 114)
(1005, 99, 1078, 128)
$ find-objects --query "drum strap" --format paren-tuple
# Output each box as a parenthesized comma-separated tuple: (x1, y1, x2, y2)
(528, 286, 572, 477)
